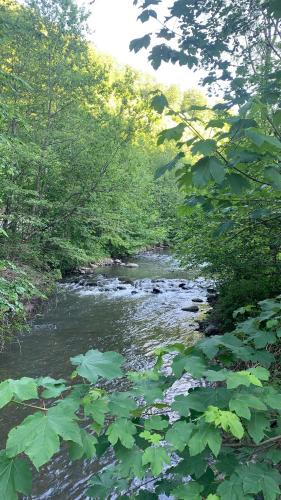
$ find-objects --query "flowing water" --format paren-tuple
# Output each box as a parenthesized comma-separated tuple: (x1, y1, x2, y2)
(0, 251, 210, 499)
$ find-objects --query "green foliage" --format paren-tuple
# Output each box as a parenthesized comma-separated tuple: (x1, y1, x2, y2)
(0, 260, 47, 350)
(132, 0, 281, 104)
(131, 0, 281, 327)
(0, 300, 281, 497)
(0, 0, 182, 278)
(70, 349, 124, 384)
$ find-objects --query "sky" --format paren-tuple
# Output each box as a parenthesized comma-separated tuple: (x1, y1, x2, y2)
(79, 0, 204, 92)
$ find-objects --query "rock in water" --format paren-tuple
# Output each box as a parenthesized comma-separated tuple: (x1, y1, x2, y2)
(192, 298, 204, 303)
(182, 305, 199, 312)
(125, 263, 139, 268)
(179, 282, 187, 289)
(207, 293, 218, 304)
(205, 325, 220, 336)
(152, 287, 163, 294)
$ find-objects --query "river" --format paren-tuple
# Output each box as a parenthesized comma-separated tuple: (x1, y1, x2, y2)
(0, 251, 210, 499)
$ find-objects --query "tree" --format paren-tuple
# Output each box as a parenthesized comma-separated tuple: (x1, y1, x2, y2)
(131, 0, 281, 324)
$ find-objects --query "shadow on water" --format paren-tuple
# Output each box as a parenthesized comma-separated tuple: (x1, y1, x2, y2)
(0, 251, 210, 499)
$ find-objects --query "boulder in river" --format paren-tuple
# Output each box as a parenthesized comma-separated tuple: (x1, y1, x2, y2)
(125, 263, 139, 268)
(205, 324, 220, 336)
(182, 305, 199, 312)
(192, 298, 204, 303)
(207, 287, 216, 294)
(131, 290, 138, 295)
(179, 282, 189, 290)
(152, 287, 163, 294)
(117, 285, 127, 290)
(207, 293, 218, 304)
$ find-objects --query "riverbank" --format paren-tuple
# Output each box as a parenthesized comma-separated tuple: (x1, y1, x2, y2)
(0, 260, 59, 352)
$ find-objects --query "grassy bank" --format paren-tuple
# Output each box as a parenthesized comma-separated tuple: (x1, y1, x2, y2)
(0, 260, 59, 352)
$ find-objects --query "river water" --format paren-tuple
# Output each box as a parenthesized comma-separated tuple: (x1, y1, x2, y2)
(0, 251, 210, 499)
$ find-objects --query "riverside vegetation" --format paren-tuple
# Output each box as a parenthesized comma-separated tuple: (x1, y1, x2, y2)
(1, 0, 281, 498)
(0, 0, 183, 346)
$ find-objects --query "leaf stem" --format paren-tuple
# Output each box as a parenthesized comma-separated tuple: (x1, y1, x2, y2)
(10, 400, 48, 412)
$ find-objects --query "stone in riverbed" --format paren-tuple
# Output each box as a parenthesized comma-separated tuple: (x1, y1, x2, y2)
(182, 305, 199, 312)
(207, 287, 216, 294)
(125, 263, 139, 268)
(131, 290, 138, 295)
(205, 324, 220, 336)
(117, 285, 127, 290)
(179, 282, 187, 288)
(207, 293, 218, 304)
(152, 287, 163, 294)
(192, 298, 204, 303)
(179, 282, 189, 290)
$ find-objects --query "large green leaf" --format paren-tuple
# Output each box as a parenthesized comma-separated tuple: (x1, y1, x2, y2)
(151, 93, 168, 113)
(142, 446, 170, 475)
(138, 9, 157, 22)
(115, 445, 144, 479)
(157, 123, 186, 145)
(204, 406, 244, 439)
(0, 451, 32, 500)
(264, 166, 281, 190)
(70, 349, 124, 384)
(6, 404, 81, 469)
(224, 173, 250, 194)
(189, 422, 222, 457)
(87, 468, 127, 499)
(172, 354, 206, 378)
(246, 412, 269, 443)
(108, 392, 137, 418)
(192, 157, 225, 186)
(191, 139, 217, 156)
(263, 387, 281, 410)
(129, 34, 151, 53)
(245, 128, 281, 149)
(229, 391, 266, 419)
(84, 398, 108, 425)
(155, 152, 184, 178)
(213, 220, 235, 237)
(172, 481, 204, 499)
(106, 419, 136, 448)
(37, 377, 67, 399)
(0, 378, 38, 409)
(238, 463, 281, 500)
(165, 421, 193, 451)
(144, 415, 169, 431)
(217, 477, 251, 500)
(69, 429, 97, 460)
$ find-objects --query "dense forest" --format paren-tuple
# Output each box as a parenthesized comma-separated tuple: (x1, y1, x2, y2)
(0, 0, 188, 345)
(1, 0, 281, 498)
